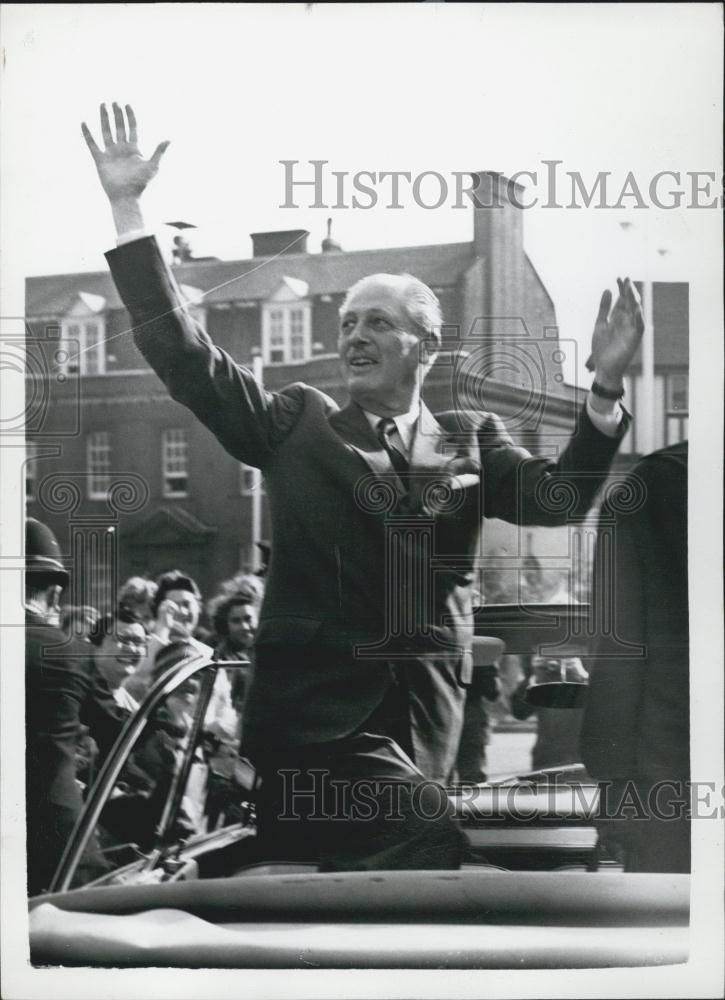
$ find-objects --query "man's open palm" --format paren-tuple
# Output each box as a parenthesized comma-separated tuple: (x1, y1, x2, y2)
(587, 277, 645, 383)
(82, 103, 169, 200)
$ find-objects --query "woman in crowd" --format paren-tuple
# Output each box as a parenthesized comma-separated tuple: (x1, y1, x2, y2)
(123, 570, 209, 702)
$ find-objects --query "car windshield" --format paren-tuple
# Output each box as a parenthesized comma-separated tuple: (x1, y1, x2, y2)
(56, 657, 254, 892)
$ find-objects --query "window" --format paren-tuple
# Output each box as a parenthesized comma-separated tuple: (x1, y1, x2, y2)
(665, 373, 688, 446)
(87, 431, 111, 499)
(26, 442, 40, 502)
(162, 429, 189, 498)
(60, 318, 106, 375)
(262, 303, 311, 365)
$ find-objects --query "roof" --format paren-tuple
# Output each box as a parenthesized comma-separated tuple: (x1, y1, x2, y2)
(26, 241, 474, 316)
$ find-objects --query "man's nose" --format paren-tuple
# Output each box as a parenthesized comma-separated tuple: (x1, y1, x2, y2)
(347, 322, 371, 344)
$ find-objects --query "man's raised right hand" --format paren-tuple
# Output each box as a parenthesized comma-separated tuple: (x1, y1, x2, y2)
(82, 102, 170, 203)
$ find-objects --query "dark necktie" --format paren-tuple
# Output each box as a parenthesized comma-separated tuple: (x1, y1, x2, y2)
(376, 417, 410, 488)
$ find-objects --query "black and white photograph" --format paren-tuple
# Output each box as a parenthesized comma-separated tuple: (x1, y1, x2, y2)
(0, 3, 722, 997)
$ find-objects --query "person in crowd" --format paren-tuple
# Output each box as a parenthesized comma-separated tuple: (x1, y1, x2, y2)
(123, 569, 208, 701)
(89, 608, 149, 713)
(102, 641, 206, 848)
(118, 575, 158, 629)
(581, 441, 689, 873)
(212, 571, 265, 610)
(61, 604, 100, 640)
(211, 588, 260, 664)
(25, 518, 126, 894)
(70, 608, 148, 791)
(82, 103, 643, 871)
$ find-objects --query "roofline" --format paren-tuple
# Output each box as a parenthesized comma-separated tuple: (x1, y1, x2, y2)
(24, 240, 475, 284)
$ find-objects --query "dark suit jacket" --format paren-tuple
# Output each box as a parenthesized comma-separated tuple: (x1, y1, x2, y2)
(581, 442, 689, 782)
(106, 236, 627, 754)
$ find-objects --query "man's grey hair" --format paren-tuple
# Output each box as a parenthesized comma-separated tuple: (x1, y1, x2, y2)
(340, 273, 443, 347)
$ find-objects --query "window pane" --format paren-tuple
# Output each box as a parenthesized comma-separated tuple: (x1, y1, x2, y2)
(87, 431, 111, 498)
(264, 303, 309, 364)
(162, 429, 188, 496)
(165, 475, 188, 495)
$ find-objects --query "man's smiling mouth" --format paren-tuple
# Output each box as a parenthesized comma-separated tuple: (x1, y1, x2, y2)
(349, 357, 377, 369)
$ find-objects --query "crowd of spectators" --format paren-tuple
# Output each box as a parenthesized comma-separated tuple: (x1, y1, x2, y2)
(25, 524, 265, 893)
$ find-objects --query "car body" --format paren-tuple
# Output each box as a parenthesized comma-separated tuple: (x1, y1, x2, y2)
(28, 646, 689, 969)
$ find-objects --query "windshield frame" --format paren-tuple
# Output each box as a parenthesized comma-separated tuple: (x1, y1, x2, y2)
(49, 649, 224, 894)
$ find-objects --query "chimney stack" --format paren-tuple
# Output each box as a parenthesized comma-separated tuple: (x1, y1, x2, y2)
(321, 218, 342, 253)
(251, 229, 309, 257)
(471, 172, 525, 322)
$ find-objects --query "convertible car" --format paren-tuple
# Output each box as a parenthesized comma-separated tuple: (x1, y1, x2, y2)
(28, 641, 689, 969)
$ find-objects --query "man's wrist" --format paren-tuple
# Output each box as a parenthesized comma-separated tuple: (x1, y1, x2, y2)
(593, 370, 625, 394)
(586, 392, 622, 434)
(110, 196, 145, 238)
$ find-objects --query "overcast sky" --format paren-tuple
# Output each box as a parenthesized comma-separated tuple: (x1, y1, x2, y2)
(1, 3, 721, 386)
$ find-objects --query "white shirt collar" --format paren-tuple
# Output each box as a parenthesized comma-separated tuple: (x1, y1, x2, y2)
(361, 405, 419, 453)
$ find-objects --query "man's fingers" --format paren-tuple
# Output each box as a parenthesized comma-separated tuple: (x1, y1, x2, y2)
(623, 276, 641, 308)
(150, 140, 171, 167)
(112, 102, 127, 143)
(126, 104, 138, 144)
(81, 122, 101, 159)
(596, 289, 612, 325)
(99, 103, 114, 146)
(623, 278, 645, 334)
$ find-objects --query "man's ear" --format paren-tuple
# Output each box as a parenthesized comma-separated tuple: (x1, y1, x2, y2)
(46, 584, 62, 615)
(419, 337, 440, 368)
(420, 325, 441, 355)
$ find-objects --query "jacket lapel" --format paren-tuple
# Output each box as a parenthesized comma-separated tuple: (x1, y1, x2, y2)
(408, 403, 450, 507)
(329, 401, 473, 508)
(329, 402, 402, 486)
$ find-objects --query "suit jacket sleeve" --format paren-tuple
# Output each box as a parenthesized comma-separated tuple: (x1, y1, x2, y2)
(105, 237, 304, 469)
(477, 405, 630, 526)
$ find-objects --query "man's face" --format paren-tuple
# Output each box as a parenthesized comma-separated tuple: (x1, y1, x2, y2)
(226, 603, 258, 651)
(97, 621, 148, 691)
(338, 280, 429, 415)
